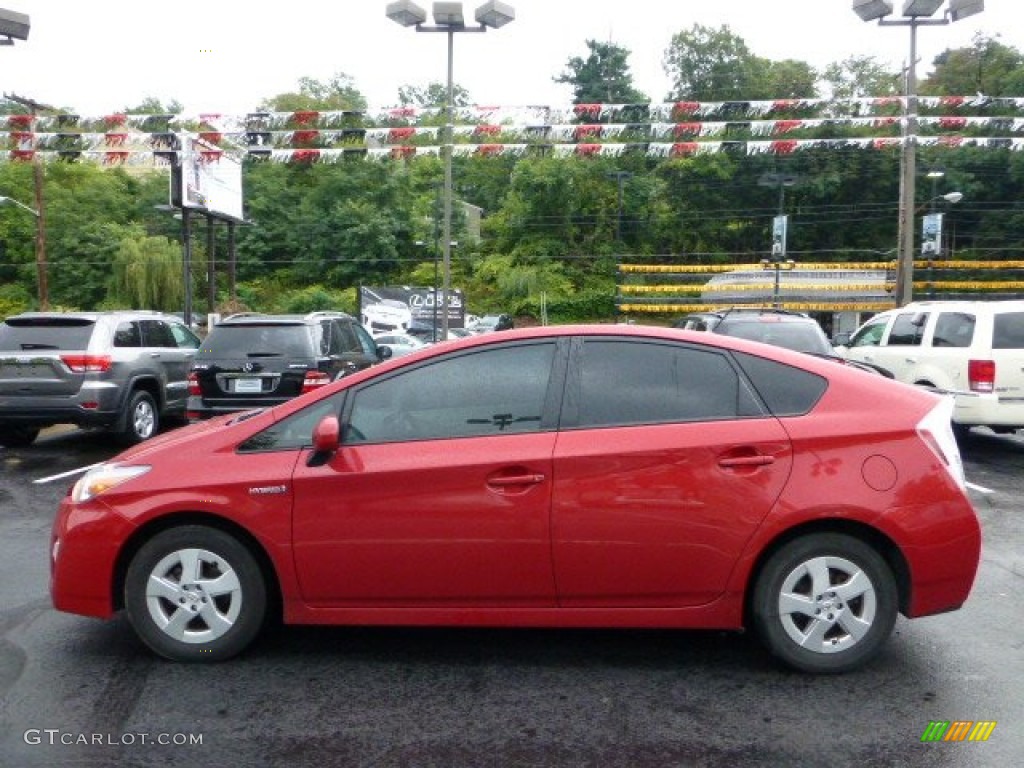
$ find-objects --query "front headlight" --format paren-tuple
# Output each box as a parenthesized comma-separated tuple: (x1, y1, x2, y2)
(72, 464, 151, 503)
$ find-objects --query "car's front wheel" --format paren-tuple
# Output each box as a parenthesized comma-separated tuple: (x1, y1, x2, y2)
(124, 526, 267, 662)
(752, 533, 898, 674)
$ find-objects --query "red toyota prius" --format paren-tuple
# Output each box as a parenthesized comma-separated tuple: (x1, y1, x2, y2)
(50, 324, 981, 673)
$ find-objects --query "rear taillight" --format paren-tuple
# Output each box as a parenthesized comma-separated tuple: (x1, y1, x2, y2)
(301, 371, 331, 394)
(968, 359, 995, 393)
(60, 354, 112, 373)
(187, 372, 201, 396)
(917, 396, 966, 490)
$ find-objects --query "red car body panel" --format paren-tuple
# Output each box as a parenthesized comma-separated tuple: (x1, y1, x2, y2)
(50, 324, 981, 638)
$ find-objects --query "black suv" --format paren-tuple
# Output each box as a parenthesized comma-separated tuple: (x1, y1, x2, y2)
(0, 310, 201, 447)
(675, 308, 836, 355)
(674, 308, 893, 377)
(187, 312, 390, 419)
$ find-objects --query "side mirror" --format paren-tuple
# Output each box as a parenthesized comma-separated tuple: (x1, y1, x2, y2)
(377, 345, 392, 360)
(312, 415, 340, 454)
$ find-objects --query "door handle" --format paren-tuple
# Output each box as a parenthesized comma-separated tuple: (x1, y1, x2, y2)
(487, 473, 545, 486)
(718, 455, 775, 468)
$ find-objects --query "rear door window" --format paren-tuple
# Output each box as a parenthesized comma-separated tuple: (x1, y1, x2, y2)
(113, 321, 143, 348)
(567, 339, 763, 428)
(931, 312, 975, 348)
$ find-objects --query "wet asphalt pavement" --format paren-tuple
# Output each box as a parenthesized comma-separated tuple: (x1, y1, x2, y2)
(0, 426, 1021, 767)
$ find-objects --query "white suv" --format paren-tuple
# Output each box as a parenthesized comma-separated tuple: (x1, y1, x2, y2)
(836, 300, 1024, 437)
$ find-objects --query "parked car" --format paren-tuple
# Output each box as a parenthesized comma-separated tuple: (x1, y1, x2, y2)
(470, 314, 514, 333)
(373, 332, 429, 357)
(676, 308, 893, 377)
(0, 310, 201, 446)
(51, 324, 979, 673)
(186, 311, 389, 419)
(835, 300, 1024, 437)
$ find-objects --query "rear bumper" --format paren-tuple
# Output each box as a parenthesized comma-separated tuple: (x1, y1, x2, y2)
(0, 404, 120, 429)
(951, 391, 1024, 429)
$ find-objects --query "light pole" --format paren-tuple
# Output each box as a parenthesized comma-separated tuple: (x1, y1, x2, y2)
(386, 1, 515, 339)
(0, 194, 45, 308)
(852, 0, 984, 307)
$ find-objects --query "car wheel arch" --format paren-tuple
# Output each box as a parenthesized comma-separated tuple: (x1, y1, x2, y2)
(111, 512, 284, 622)
(741, 519, 911, 629)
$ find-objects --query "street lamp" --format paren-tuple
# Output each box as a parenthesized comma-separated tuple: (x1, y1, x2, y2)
(851, 0, 984, 306)
(0, 194, 46, 308)
(0, 8, 30, 45)
(386, 1, 516, 338)
(922, 189, 963, 297)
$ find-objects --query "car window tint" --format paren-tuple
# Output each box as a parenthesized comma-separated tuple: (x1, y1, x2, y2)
(346, 343, 556, 443)
(886, 312, 927, 346)
(352, 323, 378, 356)
(238, 392, 346, 452)
(333, 322, 362, 355)
(993, 312, 1024, 350)
(932, 312, 975, 348)
(140, 320, 176, 348)
(201, 325, 312, 357)
(113, 321, 142, 348)
(0, 318, 94, 350)
(848, 317, 888, 348)
(733, 351, 827, 417)
(575, 340, 754, 427)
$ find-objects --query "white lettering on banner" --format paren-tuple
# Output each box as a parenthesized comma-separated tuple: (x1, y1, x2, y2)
(23, 729, 204, 746)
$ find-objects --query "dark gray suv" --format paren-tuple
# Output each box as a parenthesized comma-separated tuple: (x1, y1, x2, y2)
(186, 312, 389, 419)
(0, 310, 201, 447)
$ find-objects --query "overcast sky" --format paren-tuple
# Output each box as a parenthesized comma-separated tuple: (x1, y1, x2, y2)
(3, 1, 1022, 116)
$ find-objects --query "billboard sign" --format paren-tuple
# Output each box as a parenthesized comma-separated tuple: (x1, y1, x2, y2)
(359, 286, 465, 335)
(171, 134, 244, 222)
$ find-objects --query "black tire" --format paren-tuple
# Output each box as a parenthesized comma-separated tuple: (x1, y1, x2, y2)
(0, 426, 40, 448)
(124, 526, 267, 662)
(952, 423, 972, 442)
(118, 390, 159, 445)
(752, 533, 898, 674)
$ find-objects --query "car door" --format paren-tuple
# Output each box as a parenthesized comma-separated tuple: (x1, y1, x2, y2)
(140, 319, 199, 410)
(290, 340, 565, 606)
(846, 310, 930, 386)
(551, 337, 793, 608)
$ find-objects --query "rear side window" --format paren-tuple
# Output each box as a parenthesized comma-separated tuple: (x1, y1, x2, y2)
(931, 312, 975, 348)
(993, 312, 1024, 349)
(572, 340, 761, 428)
(0, 318, 95, 350)
(733, 352, 827, 417)
(201, 325, 313, 358)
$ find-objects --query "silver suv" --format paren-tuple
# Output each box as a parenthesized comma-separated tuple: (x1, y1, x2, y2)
(0, 310, 201, 447)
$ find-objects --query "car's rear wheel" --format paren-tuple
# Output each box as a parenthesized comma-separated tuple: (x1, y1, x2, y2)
(752, 533, 897, 674)
(124, 526, 267, 662)
(119, 390, 158, 445)
(0, 425, 40, 448)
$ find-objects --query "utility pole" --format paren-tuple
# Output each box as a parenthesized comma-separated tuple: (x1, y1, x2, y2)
(4, 91, 54, 309)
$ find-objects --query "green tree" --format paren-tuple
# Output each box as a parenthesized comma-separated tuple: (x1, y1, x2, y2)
(822, 56, 900, 100)
(764, 59, 819, 99)
(921, 35, 1024, 97)
(554, 40, 648, 104)
(123, 97, 184, 114)
(259, 73, 367, 112)
(663, 24, 764, 101)
(109, 228, 183, 310)
(397, 81, 471, 108)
